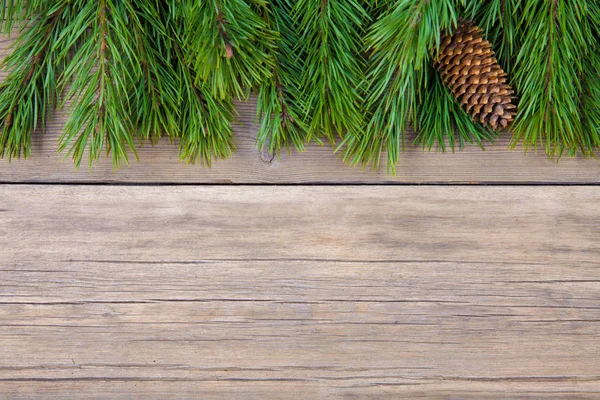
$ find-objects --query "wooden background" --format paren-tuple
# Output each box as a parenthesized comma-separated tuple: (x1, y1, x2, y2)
(1, 33, 600, 399)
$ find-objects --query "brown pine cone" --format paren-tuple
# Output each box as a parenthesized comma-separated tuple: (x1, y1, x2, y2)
(434, 21, 516, 130)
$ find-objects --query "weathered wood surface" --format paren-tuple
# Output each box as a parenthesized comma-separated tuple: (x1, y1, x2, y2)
(1, 185, 599, 399)
(1, 34, 600, 184)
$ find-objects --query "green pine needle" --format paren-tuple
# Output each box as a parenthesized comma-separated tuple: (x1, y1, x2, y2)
(415, 65, 496, 152)
(169, 6, 236, 165)
(0, 1, 69, 160)
(510, 0, 599, 157)
(0, 0, 40, 34)
(57, 0, 141, 168)
(184, 0, 276, 101)
(173, 39, 236, 165)
(343, 0, 461, 173)
(255, 0, 308, 156)
(131, 1, 181, 145)
(293, 0, 367, 144)
(580, 7, 600, 149)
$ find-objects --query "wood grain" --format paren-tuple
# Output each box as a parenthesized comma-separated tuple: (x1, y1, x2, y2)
(1, 185, 599, 399)
(1, 35, 600, 184)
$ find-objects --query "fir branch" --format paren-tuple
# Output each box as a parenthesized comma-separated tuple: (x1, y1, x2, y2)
(131, 1, 180, 144)
(57, 0, 143, 168)
(511, 0, 598, 156)
(174, 42, 236, 165)
(343, 0, 460, 173)
(293, 0, 367, 144)
(170, 10, 236, 165)
(578, 52, 600, 152)
(255, 0, 308, 155)
(0, 2, 69, 160)
(579, 6, 600, 151)
(184, 0, 276, 100)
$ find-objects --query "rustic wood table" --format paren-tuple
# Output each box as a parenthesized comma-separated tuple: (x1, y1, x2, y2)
(1, 35, 600, 399)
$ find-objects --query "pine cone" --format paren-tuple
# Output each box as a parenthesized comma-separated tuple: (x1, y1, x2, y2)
(434, 21, 516, 130)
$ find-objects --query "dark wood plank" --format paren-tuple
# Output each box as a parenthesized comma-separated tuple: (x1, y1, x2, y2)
(1, 185, 599, 399)
(0, 34, 599, 184)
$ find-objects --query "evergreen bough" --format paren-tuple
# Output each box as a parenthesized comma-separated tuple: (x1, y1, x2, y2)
(0, 1, 598, 171)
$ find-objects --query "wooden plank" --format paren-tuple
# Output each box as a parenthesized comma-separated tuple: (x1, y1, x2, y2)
(1, 35, 600, 184)
(1, 185, 599, 399)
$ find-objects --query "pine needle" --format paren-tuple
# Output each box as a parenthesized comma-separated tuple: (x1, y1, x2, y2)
(57, 0, 141, 168)
(510, 0, 599, 157)
(255, 0, 309, 156)
(184, 0, 276, 101)
(0, 1, 70, 160)
(343, 0, 461, 173)
(293, 0, 367, 144)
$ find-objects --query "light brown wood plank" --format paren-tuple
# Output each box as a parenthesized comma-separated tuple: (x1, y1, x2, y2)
(1, 185, 599, 398)
(1, 34, 600, 184)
